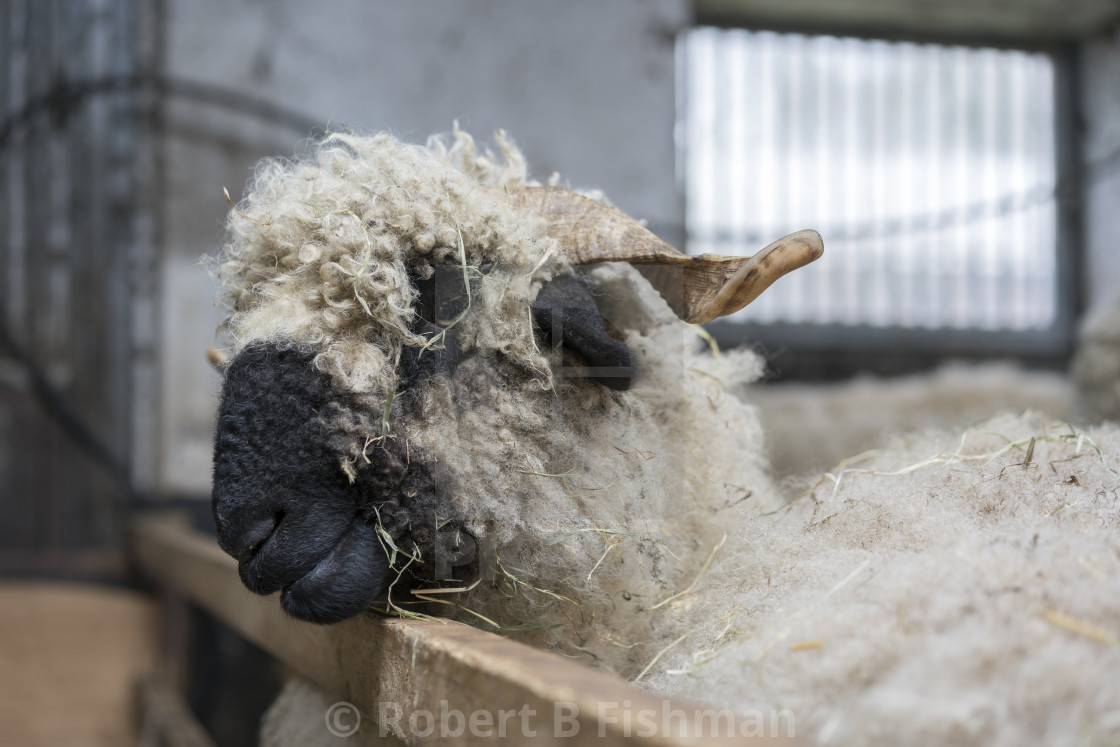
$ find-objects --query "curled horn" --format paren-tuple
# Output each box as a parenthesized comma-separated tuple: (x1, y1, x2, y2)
(206, 346, 230, 372)
(504, 186, 823, 324)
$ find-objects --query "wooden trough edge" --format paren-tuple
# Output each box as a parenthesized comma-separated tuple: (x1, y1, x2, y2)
(132, 512, 798, 746)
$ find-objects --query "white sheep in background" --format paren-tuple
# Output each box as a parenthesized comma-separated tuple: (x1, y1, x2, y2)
(1075, 303, 1120, 424)
(756, 362, 1073, 478)
(210, 129, 1120, 747)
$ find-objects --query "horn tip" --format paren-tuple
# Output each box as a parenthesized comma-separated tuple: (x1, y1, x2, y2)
(793, 229, 824, 261)
(207, 346, 230, 371)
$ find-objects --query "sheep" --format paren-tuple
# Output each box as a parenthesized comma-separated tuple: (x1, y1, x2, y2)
(756, 362, 1073, 477)
(213, 130, 1120, 747)
(1074, 302, 1120, 424)
(211, 126, 819, 631)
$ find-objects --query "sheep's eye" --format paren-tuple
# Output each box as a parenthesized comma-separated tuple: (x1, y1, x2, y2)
(411, 265, 471, 328)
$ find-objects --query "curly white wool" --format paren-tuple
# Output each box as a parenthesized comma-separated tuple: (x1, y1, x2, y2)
(395, 259, 775, 674)
(217, 127, 558, 399)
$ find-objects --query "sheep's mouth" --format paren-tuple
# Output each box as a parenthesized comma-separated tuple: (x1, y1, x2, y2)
(273, 520, 391, 624)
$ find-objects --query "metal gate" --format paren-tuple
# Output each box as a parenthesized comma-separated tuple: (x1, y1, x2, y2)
(0, 0, 162, 560)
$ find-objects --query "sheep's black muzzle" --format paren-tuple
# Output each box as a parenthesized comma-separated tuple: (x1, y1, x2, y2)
(212, 344, 395, 624)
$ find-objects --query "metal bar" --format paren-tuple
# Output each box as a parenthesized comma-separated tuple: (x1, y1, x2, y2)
(709, 318, 1072, 358)
(1052, 44, 1085, 352)
(128, 0, 165, 493)
(691, 3, 1111, 49)
(0, 73, 323, 151)
(132, 513, 794, 746)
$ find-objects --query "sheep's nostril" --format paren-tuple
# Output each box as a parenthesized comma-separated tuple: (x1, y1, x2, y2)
(245, 536, 267, 560)
(231, 512, 282, 563)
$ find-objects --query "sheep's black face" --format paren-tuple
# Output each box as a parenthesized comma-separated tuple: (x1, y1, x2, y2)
(212, 345, 396, 623)
(212, 273, 636, 624)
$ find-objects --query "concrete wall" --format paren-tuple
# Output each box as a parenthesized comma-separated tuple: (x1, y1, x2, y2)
(157, 0, 689, 493)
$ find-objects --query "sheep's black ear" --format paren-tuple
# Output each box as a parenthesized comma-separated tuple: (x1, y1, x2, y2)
(532, 275, 636, 391)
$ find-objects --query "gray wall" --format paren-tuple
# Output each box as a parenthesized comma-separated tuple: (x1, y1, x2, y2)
(158, 0, 689, 493)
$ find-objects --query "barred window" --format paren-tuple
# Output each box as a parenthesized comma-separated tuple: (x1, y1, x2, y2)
(678, 28, 1058, 333)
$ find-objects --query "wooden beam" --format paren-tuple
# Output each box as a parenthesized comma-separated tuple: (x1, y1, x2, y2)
(0, 548, 128, 581)
(132, 513, 797, 746)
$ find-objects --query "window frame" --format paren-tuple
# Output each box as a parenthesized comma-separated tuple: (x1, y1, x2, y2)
(679, 22, 1084, 379)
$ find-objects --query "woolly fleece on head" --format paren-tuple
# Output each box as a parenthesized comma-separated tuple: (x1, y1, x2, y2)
(217, 127, 558, 402)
